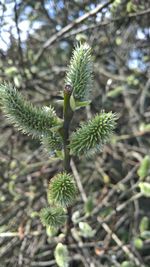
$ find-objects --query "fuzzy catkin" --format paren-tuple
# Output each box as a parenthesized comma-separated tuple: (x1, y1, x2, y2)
(0, 84, 60, 137)
(41, 132, 63, 153)
(65, 43, 93, 101)
(40, 207, 66, 228)
(70, 112, 117, 156)
(48, 172, 77, 207)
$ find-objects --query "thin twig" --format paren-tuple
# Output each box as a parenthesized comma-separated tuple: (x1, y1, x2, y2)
(97, 217, 144, 267)
(71, 159, 87, 202)
(34, 0, 114, 63)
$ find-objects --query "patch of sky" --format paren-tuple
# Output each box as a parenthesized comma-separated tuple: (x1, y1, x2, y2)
(136, 28, 149, 40)
(0, 2, 43, 51)
(45, 1, 56, 19)
(57, 0, 64, 9)
(56, 25, 62, 31)
(128, 49, 146, 71)
(60, 41, 69, 50)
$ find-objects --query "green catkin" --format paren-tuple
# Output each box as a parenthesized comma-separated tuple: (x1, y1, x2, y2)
(65, 43, 93, 101)
(48, 172, 77, 207)
(0, 84, 60, 137)
(40, 207, 66, 228)
(70, 111, 117, 156)
(41, 132, 63, 153)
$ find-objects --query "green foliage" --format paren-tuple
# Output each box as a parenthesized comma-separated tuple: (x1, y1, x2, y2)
(139, 216, 150, 241)
(139, 216, 149, 234)
(48, 172, 77, 207)
(139, 123, 150, 132)
(140, 231, 150, 239)
(107, 86, 123, 98)
(121, 261, 135, 267)
(137, 155, 150, 179)
(133, 237, 143, 250)
(84, 197, 94, 216)
(54, 243, 69, 267)
(139, 182, 150, 197)
(0, 84, 60, 137)
(70, 111, 117, 156)
(79, 222, 96, 238)
(40, 207, 66, 228)
(46, 226, 58, 237)
(65, 43, 93, 101)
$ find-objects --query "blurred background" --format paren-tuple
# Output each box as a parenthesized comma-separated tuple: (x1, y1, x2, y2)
(0, 0, 150, 266)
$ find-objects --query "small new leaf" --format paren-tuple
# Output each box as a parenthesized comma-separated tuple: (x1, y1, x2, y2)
(65, 43, 93, 101)
(79, 222, 96, 238)
(54, 243, 69, 267)
(139, 182, 150, 197)
(0, 84, 60, 137)
(40, 207, 66, 228)
(48, 172, 77, 207)
(70, 111, 117, 156)
(137, 155, 150, 180)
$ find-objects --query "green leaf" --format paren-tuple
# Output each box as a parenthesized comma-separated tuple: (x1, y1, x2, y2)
(139, 123, 150, 132)
(65, 43, 93, 101)
(121, 261, 135, 267)
(75, 100, 91, 109)
(126, 2, 137, 13)
(84, 197, 94, 216)
(48, 172, 77, 207)
(70, 111, 117, 156)
(79, 222, 96, 238)
(140, 231, 150, 239)
(70, 94, 91, 111)
(139, 216, 149, 234)
(5, 66, 18, 76)
(116, 37, 122, 46)
(69, 95, 76, 111)
(137, 155, 150, 180)
(106, 86, 123, 98)
(71, 211, 80, 224)
(127, 75, 139, 86)
(46, 226, 57, 237)
(139, 182, 150, 197)
(54, 243, 69, 267)
(0, 84, 61, 137)
(40, 207, 66, 228)
(133, 237, 143, 249)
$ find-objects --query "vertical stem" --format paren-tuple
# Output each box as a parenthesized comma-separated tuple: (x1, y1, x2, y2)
(63, 85, 73, 173)
(63, 84, 73, 244)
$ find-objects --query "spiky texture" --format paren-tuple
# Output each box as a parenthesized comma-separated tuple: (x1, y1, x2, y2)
(48, 172, 77, 207)
(54, 243, 69, 267)
(41, 132, 63, 153)
(40, 207, 66, 228)
(65, 43, 93, 101)
(70, 112, 117, 156)
(0, 84, 60, 137)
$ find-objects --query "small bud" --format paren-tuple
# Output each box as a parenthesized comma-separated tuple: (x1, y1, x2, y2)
(64, 84, 73, 95)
